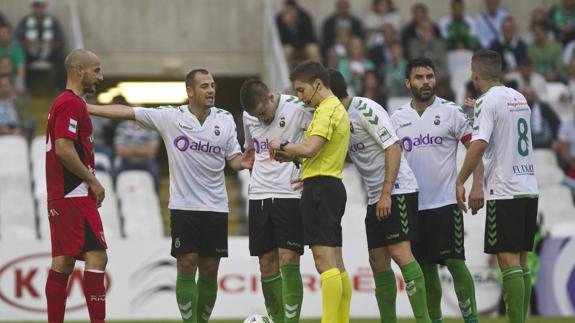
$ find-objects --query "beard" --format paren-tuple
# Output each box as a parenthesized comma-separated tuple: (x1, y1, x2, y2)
(82, 79, 96, 94)
(412, 86, 435, 101)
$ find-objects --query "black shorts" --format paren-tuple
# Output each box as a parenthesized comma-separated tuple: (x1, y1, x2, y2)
(249, 198, 304, 256)
(365, 192, 418, 250)
(170, 210, 228, 258)
(412, 204, 466, 264)
(484, 198, 538, 254)
(300, 176, 346, 247)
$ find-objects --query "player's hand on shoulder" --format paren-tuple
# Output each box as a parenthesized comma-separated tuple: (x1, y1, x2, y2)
(464, 98, 476, 110)
(89, 179, 105, 208)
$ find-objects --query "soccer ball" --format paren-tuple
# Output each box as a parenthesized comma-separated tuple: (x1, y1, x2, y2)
(243, 314, 273, 323)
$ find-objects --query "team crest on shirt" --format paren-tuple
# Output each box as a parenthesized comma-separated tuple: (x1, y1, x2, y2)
(279, 116, 286, 127)
(434, 115, 441, 125)
(214, 125, 221, 136)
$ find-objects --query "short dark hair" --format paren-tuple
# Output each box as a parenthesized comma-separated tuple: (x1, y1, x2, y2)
(327, 68, 348, 100)
(472, 49, 502, 81)
(185, 69, 210, 88)
(405, 57, 436, 79)
(289, 60, 330, 87)
(239, 79, 270, 113)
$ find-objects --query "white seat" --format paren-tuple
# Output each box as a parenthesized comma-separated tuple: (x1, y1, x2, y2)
(533, 150, 563, 188)
(30, 135, 47, 199)
(116, 171, 163, 239)
(539, 186, 575, 233)
(387, 97, 411, 116)
(0, 135, 30, 191)
(95, 171, 121, 239)
(549, 222, 575, 237)
(546, 82, 569, 103)
(447, 50, 473, 105)
(237, 169, 251, 217)
(95, 152, 113, 173)
(0, 187, 37, 241)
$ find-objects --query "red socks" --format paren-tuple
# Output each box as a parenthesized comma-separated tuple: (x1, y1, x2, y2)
(83, 270, 106, 323)
(46, 269, 69, 323)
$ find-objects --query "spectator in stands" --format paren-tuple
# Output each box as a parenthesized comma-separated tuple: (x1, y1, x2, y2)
(15, 0, 65, 90)
(360, 70, 386, 107)
(548, 0, 575, 44)
(276, 0, 320, 69)
(86, 94, 116, 165)
(114, 118, 160, 191)
(557, 109, 575, 182)
(490, 17, 527, 73)
(401, 3, 441, 59)
(321, 0, 364, 63)
(408, 20, 448, 81)
(528, 23, 565, 82)
(521, 8, 553, 45)
(474, 0, 509, 49)
(0, 55, 25, 95)
(523, 85, 561, 149)
(368, 23, 398, 72)
(326, 25, 352, 68)
(0, 24, 26, 92)
(438, 0, 480, 51)
(504, 58, 549, 102)
(0, 11, 7, 27)
(364, 0, 401, 48)
(338, 36, 375, 95)
(0, 75, 23, 135)
(384, 41, 408, 97)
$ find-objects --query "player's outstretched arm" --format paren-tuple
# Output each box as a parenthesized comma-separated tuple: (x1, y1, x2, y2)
(269, 135, 326, 159)
(87, 104, 135, 120)
(55, 138, 105, 207)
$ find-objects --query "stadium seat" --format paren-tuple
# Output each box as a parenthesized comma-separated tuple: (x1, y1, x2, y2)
(538, 186, 575, 232)
(0, 187, 37, 241)
(237, 169, 251, 217)
(0, 135, 31, 190)
(116, 170, 163, 239)
(545, 82, 572, 119)
(447, 50, 473, 105)
(30, 135, 47, 199)
(549, 221, 575, 237)
(95, 171, 122, 239)
(387, 97, 411, 116)
(95, 152, 113, 173)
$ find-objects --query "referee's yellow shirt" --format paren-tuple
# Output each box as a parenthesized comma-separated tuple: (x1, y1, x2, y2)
(302, 95, 350, 180)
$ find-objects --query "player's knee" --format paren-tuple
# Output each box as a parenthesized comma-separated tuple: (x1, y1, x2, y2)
(278, 249, 299, 265)
(198, 258, 220, 277)
(388, 243, 415, 266)
(177, 255, 198, 274)
(369, 254, 391, 272)
(51, 256, 76, 274)
(84, 251, 108, 271)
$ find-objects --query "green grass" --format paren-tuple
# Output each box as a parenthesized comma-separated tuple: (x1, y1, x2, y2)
(7, 318, 575, 323)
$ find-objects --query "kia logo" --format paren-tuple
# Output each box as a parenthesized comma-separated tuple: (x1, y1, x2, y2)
(0, 253, 111, 313)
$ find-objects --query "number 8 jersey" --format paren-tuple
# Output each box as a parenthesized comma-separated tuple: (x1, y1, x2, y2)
(472, 86, 539, 199)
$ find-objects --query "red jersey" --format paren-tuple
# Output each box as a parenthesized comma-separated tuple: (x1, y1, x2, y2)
(45, 90, 95, 201)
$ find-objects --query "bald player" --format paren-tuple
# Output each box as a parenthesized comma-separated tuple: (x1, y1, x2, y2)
(44, 49, 107, 323)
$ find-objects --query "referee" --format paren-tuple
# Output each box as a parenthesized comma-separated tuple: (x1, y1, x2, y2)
(270, 60, 351, 323)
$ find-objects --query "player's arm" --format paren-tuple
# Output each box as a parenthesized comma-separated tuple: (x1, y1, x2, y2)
(270, 135, 326, 158)
(55, 138, 105, 206)
(464, 140, 485, 214)
(227, 151, 254, 171)
(87, 104, 135, 120)
(378, 142, 401, 220)
(456, 140, 487, 212)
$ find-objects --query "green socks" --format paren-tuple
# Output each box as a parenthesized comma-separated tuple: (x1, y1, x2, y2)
(197, 275, 218, 323)
(445, 259, 478, 323)
(401, 261, 431, 323)
(421, 263, 442, 322)
(262, 274, 284, 323)
(523, 268, 532, 322)
(281, 264, 303, 323)
(502, 266, 525, 323)
(374, 270, 397, 323)
(176, 273, 198, 323)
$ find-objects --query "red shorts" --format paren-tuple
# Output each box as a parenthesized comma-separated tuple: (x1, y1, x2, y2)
(47, 196, 108, 258)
